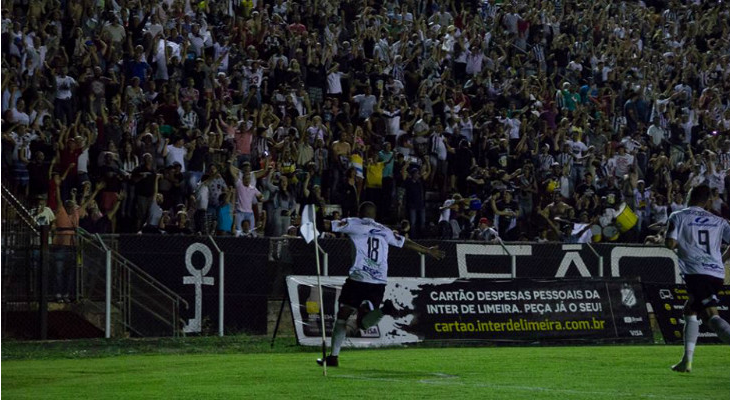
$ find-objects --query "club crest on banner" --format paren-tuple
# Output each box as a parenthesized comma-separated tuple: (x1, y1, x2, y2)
(621, 283, 636, 308)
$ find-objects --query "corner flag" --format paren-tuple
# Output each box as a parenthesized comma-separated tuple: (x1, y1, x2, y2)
(299, 203, 328, 375)
(299, 204, 319, 243)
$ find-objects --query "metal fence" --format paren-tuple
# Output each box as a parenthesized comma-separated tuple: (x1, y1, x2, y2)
(77, 231, 189, 338)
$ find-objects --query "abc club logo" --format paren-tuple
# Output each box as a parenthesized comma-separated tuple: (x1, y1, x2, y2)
(620, 284, 637, 308)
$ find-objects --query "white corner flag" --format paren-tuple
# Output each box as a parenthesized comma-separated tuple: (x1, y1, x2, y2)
(299, 203, 328, 376)
(299, 204, 319, 243)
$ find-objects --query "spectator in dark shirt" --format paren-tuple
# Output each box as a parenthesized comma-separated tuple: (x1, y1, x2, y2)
(80, 192, 123, 234)
(187, 134, 211, 193)
(339, 167, 359, 218)
(404, 166, 426, 238)
(131, 153, 157, 229)
(27, 151, 51, 198)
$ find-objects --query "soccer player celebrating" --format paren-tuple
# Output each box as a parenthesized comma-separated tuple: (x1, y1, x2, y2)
(665, 185, 730, 373)
(317, 202, 445, 367)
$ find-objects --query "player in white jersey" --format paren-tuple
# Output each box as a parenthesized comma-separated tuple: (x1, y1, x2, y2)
(317, 202, 444, 367)
(665, 185, 730, 373)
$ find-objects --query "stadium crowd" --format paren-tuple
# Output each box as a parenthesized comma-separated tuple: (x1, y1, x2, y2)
(2, 0, 730, 244)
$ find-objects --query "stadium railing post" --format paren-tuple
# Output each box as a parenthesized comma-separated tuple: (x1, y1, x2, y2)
(38, 225, 50, 340)
(208, 235, 225, 337)
(420, 253, 426, 278)
(512, 254, 516, 279)
(105, 249, 112, 338)
(94, 233, 113, 339)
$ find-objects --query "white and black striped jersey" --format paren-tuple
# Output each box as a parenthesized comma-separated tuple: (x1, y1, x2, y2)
(332, 218, 406, 284)
(667, 206, 730, 279)
(718, 151, 730, 171)
(532, 44, 545, 63)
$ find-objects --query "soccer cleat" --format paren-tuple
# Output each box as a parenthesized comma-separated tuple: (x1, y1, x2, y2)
(316, 355, 339, 367)
(671, 360, 691, 373)
(381, 299, 397, 317)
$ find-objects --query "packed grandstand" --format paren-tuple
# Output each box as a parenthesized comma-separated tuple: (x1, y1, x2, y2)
(2, 0, 729, 243)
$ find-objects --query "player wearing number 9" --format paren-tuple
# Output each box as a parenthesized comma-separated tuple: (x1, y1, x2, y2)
(316, 201, 445, 367)
(665, 185, 730, 373)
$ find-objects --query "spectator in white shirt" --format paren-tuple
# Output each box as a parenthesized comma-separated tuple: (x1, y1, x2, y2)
(178, 101, 199, 130)
(465, 45, 485, 76)
(273, 0, 288, 17)
(380, 99, 402, 138)
(326, 63, 346, 97)
(497, 111, 522, 145)
(10, 98, 30, 126)
(610, 145, 635, 178)
(646, 116, 667, 150)
(164, 137, 189, 173)
(438, 193, 465, 239)
(54, 67, 77, 125)
(472, 217, 500, 242)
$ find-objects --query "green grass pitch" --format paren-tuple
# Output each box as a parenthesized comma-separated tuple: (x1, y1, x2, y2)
(2, 339, 728, 400)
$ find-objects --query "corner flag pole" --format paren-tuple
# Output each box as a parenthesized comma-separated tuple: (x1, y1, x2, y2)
(311, 205, 328, 376)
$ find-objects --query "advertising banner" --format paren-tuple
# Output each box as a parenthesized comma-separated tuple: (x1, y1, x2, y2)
(287, 276, 652, 347)
(643, 282, 730, 344)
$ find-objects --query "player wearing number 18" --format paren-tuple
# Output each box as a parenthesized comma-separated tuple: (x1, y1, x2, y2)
(665, 185, 730, 373)
(317, 201, 445, 367)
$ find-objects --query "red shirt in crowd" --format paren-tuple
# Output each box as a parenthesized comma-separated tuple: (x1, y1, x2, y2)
(59, 145, 82, 176)
(288, 22, 307, 35)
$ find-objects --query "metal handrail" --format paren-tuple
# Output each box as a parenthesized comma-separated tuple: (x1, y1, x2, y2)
(78, 229, 189, 311)
(76, 231, 187, 337)
(495, 237, 517, 278)
(95, 233, 110, 251)
(1, 185, 39, 235)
